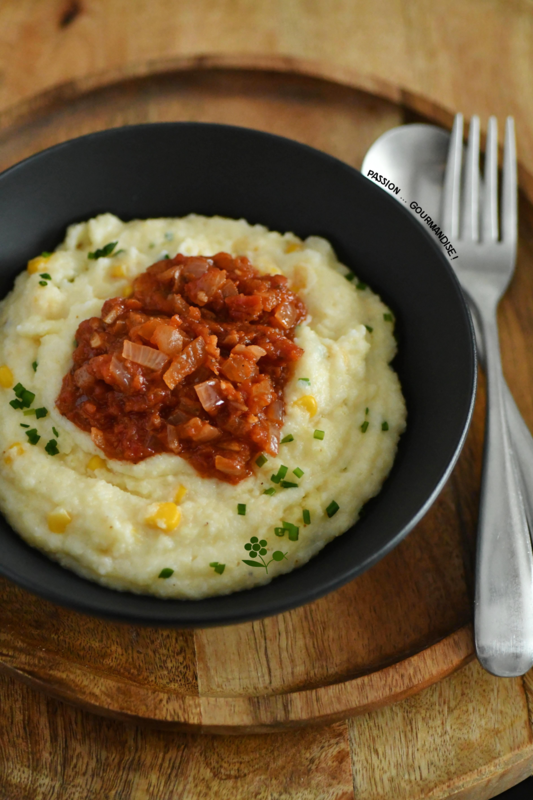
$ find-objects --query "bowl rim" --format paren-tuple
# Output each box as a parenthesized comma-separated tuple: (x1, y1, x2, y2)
(0, 121, 477, 627)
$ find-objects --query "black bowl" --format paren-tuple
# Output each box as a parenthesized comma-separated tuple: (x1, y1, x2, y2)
(0, 122, 476, 627)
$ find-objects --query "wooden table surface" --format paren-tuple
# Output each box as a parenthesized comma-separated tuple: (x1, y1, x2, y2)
(1, 2, 533, 798)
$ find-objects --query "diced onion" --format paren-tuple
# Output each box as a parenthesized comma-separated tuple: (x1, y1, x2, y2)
(215, 455, 245, 476)
(123, 340, 169, 370)
(109, 354, 132, 391)
(151, 324, 184, 357)
(195, 380, 225, 415)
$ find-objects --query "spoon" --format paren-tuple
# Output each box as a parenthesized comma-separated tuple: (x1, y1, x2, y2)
(362, 124, 533, 536)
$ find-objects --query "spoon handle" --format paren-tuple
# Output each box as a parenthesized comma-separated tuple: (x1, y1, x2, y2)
(474, 306, 533, 676)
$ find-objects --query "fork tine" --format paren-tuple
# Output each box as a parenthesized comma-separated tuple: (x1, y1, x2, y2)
(482, 117, 498, 242)
(442, 113, 463, 238)
(462, 115, 480, 241)
(502, 117, 517, 244)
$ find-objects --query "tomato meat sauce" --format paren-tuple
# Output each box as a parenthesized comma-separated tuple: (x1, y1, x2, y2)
(57, 252, 307, 483)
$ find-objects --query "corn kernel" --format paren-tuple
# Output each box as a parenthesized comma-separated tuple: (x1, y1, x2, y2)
(146, 502, 181, 533)
(87, 455, 106, 471)
(110, 264, 126, 278)
(4, 442, 24, 464)
(27, 255, 50, 274)
(285, 242, 303, 253)
(174, 485, 187, 504)
(47, 507, 72, 533)
(294, 395, 318, 417)
(123, 285, 133, 298)
(0, 365, 13, 388)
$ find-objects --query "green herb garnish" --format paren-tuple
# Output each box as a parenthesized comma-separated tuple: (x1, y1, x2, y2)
(210, 562, 226, 574)
(113, 249, 125, 256)
(41, 251, 52, 258)
(243, 537, 287, 572)
(382, 421, 389, 431)
(158, 568, 174, 579)
(88, 241, 118, 260)
(360, 420, 369, 433)
(32, 361, 38, 372)
(281, 434, 294, 444)
(365, 325, 373, 333)
(282, 521, 299, 541)
(326, 501, 340, 518)
(45, 439, 59, 456)
(38, 281, 48, 286)
(271, 465, 288, 484)
(20, 423, 29, 428)
(298, 378, 311, 386)
(280, 481, 298, 489)
(52, 427, 59, 437)
(313, 430, 325, 440)
(237, 504, 246, 516)
(9, 399, 23, 410)
(274, 527, 285, 537)
(39, 273, 51, 280)
(383, 313, 393, 322)
(293, 467, 304, 478)
(255, 454, 268, 468)
(356, 281, 367, 290)
(13, 384, 35, 408)
(25, 429, 40, 445)
(35, 407, 48, 419)
(303, 509, 311, 525)
(263, 487, 276, 496)
(365, 407, 369, 415)
(345, 272, 355, 281)
(23, 408, 36, 416)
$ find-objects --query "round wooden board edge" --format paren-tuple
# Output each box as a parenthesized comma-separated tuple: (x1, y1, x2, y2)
(0, 52, 509, 732)
(0, 626, 474, 733)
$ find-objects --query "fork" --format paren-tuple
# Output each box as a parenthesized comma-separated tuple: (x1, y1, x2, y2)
(443, 114, 533, 676)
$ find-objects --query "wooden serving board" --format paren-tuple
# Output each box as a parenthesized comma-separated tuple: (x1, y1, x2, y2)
(0, 54, 532, 737)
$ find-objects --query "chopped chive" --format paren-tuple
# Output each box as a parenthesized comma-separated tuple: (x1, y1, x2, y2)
(39, 280, 48, 286)
(365, 325, 373, 333)
(9, 399, 23, 410)
(23, 408, 36, 416)
(163, 254, 170, 259)
(365, 407, 369, 415)
(345, 272, 355, 281)
(278, 465, 288, 480)
(88, 241, 118, 260)
(271, 473, 281, 484)
(45, 439, 59, 455)
(384, 313, 393, 322)
(255, 453, 268, 468)
(382, 421, 389, 431)
(39, 273, 51, 280)
(158, 568, 174, 579)
(13, 383, 25, 398)
(280, 481, 298, 488)
(356, 281, 367, 290)
(52, 427, 59, 437)
(20, 423, 30, 428)
(303, 509, 311, 525)
(281, 434, 294, 444)
(313, 430, 325, 440)
(237, 504, 246, 516)
(360, 420, 369, 433)
(274, 527, 285, 537)
(25, 429, 40, 445)
(35, 407, 48, 419)
(326, 501, 340, 518)
(298, 377, 311, 386)
(113, 249, 125, 256)
(282, 521, 299, 541)
(293, 467, 304, 478)
(210, 562, 226, 574)
(32, 361, 38, 372)
(21, 390, 35, 408)
(41, 251, 52, 258)
(263, 487, 276, 496)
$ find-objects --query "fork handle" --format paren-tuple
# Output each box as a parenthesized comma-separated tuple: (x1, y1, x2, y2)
(474, 306, 533, 676)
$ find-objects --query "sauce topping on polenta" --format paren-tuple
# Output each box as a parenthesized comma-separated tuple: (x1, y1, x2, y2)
(57, 252, 307, 482)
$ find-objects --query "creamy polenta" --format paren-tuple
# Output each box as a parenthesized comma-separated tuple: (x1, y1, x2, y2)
(0, 214, 406, 598)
